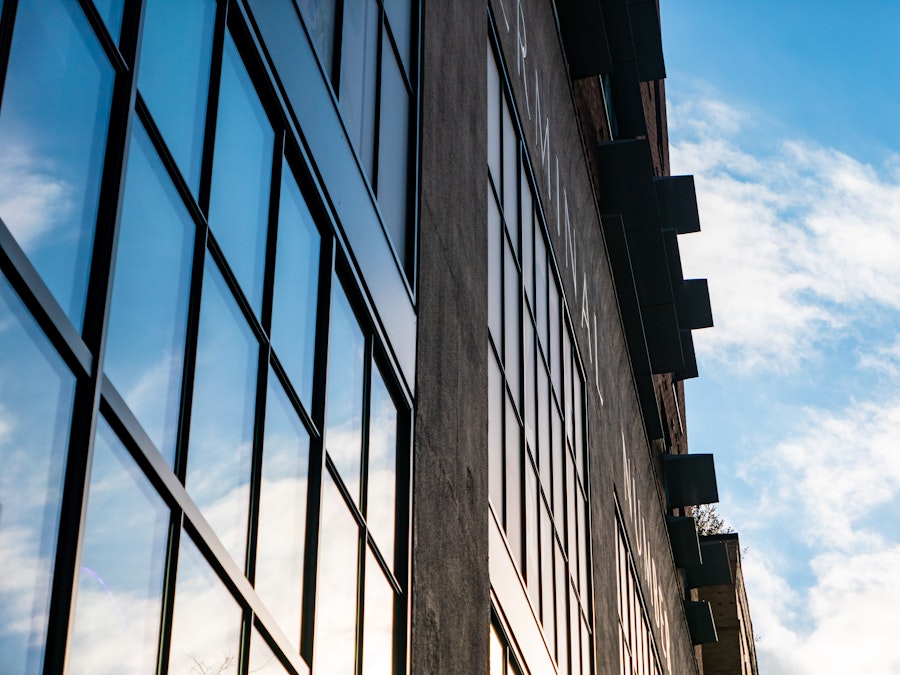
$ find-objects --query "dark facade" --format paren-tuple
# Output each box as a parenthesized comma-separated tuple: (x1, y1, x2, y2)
(0, 0, 743, 674)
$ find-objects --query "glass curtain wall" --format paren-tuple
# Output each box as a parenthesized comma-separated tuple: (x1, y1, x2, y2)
(0, 0, 414, 673)
(487, 36, 594, 675)
(617, 517, 663, 675)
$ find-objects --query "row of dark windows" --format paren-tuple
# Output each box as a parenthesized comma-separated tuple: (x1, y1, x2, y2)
(617, 515, 663, 675)
(487, 37, 593, 675)
(0, 0, 414, 673)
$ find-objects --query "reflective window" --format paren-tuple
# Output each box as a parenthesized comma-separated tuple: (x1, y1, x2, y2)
(488, 194, 503, 349)
(490, 623, 504, 675)
(362, 548, 394, 675)
(249, 629, 290, 674)
(376, 38, 411, 269)
(271, 164, 320, 408)
(105, 122, 194, 465)
(168, 536, 242, 675)
(296, 0, 338, 76)
(208, 33, 274, 315)
(504, 392, 521, 567)
(314, 474, 360, 675)
(367, 361, 397, 562)
(91, 0, 125, 43)
(340, 0, 379, 177)
(383, 0, 412, 72)
(0, 0, 114, 329)
(137, 0, 216, 194)
(325, 281, 365, 500)
(617, 519, 660, 675)
(255, 373, 310, 650)
(487, 46, 501, 187)
(488, 352, 504, 511)
(69, 420, 168, 674)
(503, 240, 521, 410)
(0, 275, 76, 673)
(187, 260, 257, 564)
(501, 100, 518, 254)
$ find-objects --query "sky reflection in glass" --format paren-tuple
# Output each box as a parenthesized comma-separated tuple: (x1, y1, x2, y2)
(105, 122, 194, 466)
(295, 0, 337, 77)
(0, 0, 114, 330)
(187, 259, 257, 565)
(68, 419, 168, 675)
(362, 548, 393, 675)
(0, 275, 76, 673)
(313, 474, 359, 675)
(249, 629, 289, 674)
(366, 361, 397, 564)
(325, 281, 365, 500)
(168, 536, 241, 675)
(255, 373, 309, 650)
(137, 0, 215, 194)
(271, 165, 320, 409)
(208, 33, 274, 315)
(91, 0, 125, 43)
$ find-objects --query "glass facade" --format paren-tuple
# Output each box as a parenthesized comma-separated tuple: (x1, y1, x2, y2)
(617, 517, 663, 675)
(487, 39, 594, 675)
(0, 0, 415, 673)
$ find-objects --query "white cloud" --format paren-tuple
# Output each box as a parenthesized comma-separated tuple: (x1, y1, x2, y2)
(670, 97, 900, 372)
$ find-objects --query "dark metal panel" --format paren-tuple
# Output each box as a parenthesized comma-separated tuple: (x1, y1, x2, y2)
(675, 329, 698, 381)
(642, 302, 683, 374)
(635, 372, 664, 441)
(685, 541, 734, 589)
(626, 227, 672, 306)
(667, 515, 701, 568)
(608, 58, 646, 138)
(654, 175, 701, 234)
(600, 215, 651, 376)
(555, 0, 613, 78)
(626, 0, 665, 81)
(662, 227, 683, 289)
(245, 0, 417, 388)
(684, 600, 718, 645)
(677, 278, 713, 330)
(663, 453, 719, 508)
(596, 139, 659, 231)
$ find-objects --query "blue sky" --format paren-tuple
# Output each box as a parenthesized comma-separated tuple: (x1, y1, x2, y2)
(661, 3, 900, 672)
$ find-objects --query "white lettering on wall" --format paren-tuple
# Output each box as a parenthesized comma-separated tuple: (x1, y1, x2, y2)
(499, 0, 603, 402)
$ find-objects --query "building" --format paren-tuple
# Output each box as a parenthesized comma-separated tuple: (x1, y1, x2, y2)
(697, 534, 759, 675)
(0, 0, 749, 673)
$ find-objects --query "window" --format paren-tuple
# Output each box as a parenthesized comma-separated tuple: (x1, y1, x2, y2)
(617, 517, 663, 675)
(297, 0, 417, 277)
(487, 41, 593, 675)
(0, 3, 412, 673)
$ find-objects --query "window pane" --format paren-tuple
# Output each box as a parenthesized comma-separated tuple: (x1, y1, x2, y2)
(570, 584, 582, 675)
(362, 549, 393, 675)
(325, 281, 365, 500)
(521, 171, 533, 301)
(208, 33, 274, 315)
(367, 361, 397, 562)
(168, 536, 242, 675)
(105, 122, 194, 465)
(552, 408, 564, 520)
(383, 0, 411, 72)
(490, 624, 504, 675)
(271, 163, 320, 409)
(524, 323, 536, 452)
(488, 193, 502, 350)
(487, 47, 500, 185)
(578, 494, 589, 602)
(537, 362, 550, 497)
(138, 0, 215, 194)
(255, 373, 310, 650)
(69, 420, 168, 674)
(249, 629, 289, 674)
(488, 351, 503, 513)
(556, 542, 569, 675)
(187, 260, 257, 564)
(0, 276, 76, 673)
(376, 38, 411, 272)
(504, 393, 521, 569)
(525, 466, 539, 612)
(503, 239, 520, 410)
(91, 0, 125, 43)
(340, 0, 378, 177)
(549, 279, 561, 399)
(296, 0, 337, 77)
(501, 99, 518, 254)
(566, 454, 578, 568)
(0, 0, 114, 329)
(540, 504, 554, 645)
(582, 620, 591, 675)
(314, 474, 360, 675)
(564, 329, 574, 443)
(574, 372, 585, 478)
(535, 233, 548, 351)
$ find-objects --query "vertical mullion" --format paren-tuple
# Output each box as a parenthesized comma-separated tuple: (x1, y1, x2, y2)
(155, 512, 184, 675)
(238, 607, 253, 675)
(42, 0, 147, 670)
(260, 132, 285, 335)
(355, 336, 374, 675)
(331, 0, 346, 88)
(197, 0, 228, 216)
(370, 7, 384, 194)
(300, 234, 336, 664)
(0, 0, 19, 111)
